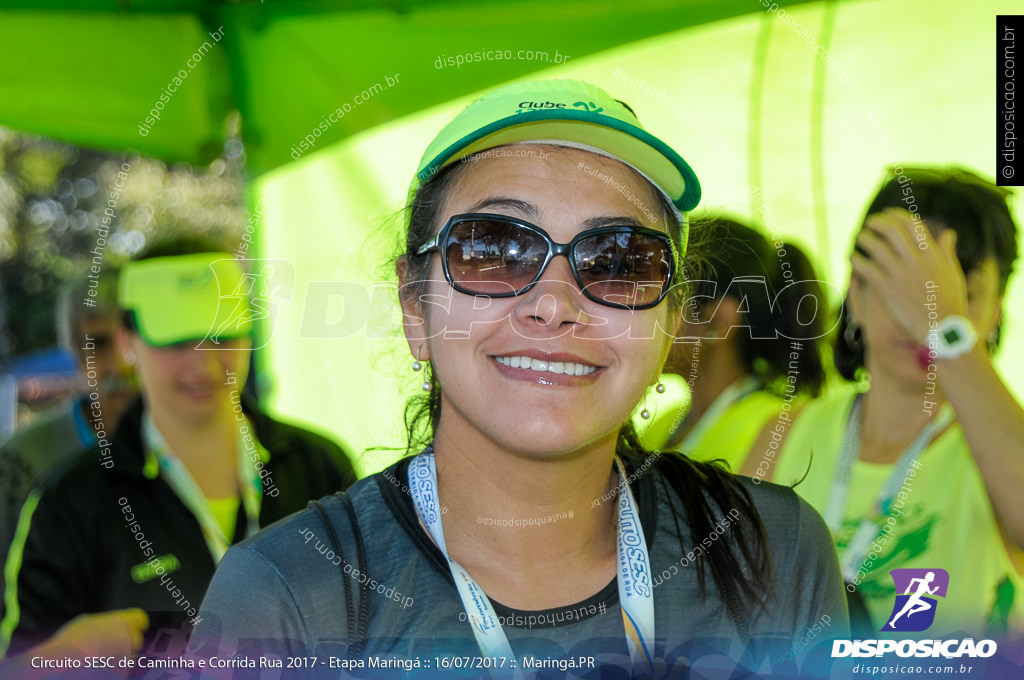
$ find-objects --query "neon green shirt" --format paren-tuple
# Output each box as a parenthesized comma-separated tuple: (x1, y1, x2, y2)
(207, 496, 240, 541)
(774, 385, 1022, 638)
(679, 390, 787, 470)
(642, 378, 789, 472)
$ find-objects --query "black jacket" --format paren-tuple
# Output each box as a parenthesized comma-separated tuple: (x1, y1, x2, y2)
(0, 397, 357, 657)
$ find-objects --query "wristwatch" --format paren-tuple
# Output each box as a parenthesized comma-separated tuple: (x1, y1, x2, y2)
(929, 315, 977, 360)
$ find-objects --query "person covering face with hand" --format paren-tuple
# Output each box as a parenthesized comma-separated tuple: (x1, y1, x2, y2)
(771, 168, 1024, 638)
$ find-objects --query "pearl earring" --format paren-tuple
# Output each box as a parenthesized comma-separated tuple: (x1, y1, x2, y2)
(640, 382, 665, 419)
(412, 349, 431, 391)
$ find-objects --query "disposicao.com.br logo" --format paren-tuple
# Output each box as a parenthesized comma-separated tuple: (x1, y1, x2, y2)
(884, 567, 949, 632)
(832, 568, 998, 659)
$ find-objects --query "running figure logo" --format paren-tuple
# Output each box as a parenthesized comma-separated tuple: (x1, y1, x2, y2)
(881, 568, 950, 632)
(201, 259, 295, 350)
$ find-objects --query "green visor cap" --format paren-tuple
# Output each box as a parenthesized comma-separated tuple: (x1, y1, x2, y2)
(119, 253, 253, 347)
(416, 79, 701, 213)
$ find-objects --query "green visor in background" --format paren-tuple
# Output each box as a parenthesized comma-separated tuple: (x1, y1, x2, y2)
(119, 253, 253, 347)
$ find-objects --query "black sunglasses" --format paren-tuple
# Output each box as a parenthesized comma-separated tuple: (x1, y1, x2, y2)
(416, 213, 677, 310)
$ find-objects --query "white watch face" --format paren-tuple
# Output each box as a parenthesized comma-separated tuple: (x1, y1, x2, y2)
(940, 326, 964, 346)
(932, 316, 977, 359)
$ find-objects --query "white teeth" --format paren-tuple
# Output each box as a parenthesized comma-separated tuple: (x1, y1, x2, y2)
(494, 356, 598, 376)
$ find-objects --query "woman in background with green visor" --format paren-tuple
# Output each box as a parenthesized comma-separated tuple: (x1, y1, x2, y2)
(0, 240, 356, 664)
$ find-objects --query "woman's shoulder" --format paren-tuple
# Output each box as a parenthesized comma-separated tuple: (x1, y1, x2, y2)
(653, 451, 785, 500)
(242, 474, 383, 549)
(655, 454, 832, 554)
(648, 454, 848, 638)
(730, 475, 837, 581)
(195, 462, 429, 653)
(234, 462, 411, 570)
(736, 475, 819, 531)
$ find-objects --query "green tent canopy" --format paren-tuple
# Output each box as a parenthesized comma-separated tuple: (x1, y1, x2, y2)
(0, 0, 804, 176)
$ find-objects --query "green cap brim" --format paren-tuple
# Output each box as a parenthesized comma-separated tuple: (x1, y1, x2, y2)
(415, 80, 701, 213)
(120, 254, 253, 347)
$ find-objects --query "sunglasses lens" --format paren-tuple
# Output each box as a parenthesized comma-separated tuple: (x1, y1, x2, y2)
(445, 220, 548, 295)
(575, 232, 672, 307)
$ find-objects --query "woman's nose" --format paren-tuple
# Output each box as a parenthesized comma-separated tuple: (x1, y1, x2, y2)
(512, 255, 590, 334)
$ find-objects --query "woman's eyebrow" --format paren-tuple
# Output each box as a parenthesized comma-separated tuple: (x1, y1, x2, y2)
(466, 197, 539, 217)
(582, 215, 646, 229)
(463, 200, 647, 230)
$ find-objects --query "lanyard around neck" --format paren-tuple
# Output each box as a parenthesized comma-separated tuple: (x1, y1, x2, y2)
(142, 413, 263, 563)
(407, 451, 655, 676)
(71, 399, 97, 447)
(825, 393, 954, 581)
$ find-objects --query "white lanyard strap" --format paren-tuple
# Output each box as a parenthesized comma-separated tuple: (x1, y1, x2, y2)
(408, 453, 516, 671)
(825, 394, 953, 580)
(613, 457, 656, 672)
(408, 451, 655, 675)
(143, 414, 262, 563)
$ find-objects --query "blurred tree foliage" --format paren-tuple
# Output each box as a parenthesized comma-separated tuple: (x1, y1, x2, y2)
(0, 127, 247, 360)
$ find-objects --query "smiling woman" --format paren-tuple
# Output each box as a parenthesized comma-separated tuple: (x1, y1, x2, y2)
(189, 80, 849, 678)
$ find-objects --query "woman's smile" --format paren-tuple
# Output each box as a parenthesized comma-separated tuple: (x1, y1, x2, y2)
(491, 349, 604, 386)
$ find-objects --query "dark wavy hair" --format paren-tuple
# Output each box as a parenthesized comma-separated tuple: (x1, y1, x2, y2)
(679, 218, 827, 397)
(835, 167, 1019, 381)
(396, 144, 774, 618)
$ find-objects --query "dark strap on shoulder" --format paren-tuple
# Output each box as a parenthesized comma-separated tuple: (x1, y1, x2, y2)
(308, 492, 368, 655)
(338, 492, 370, 652)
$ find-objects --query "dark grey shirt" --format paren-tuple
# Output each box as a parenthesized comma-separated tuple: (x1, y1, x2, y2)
(189, 455, 848, 678)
